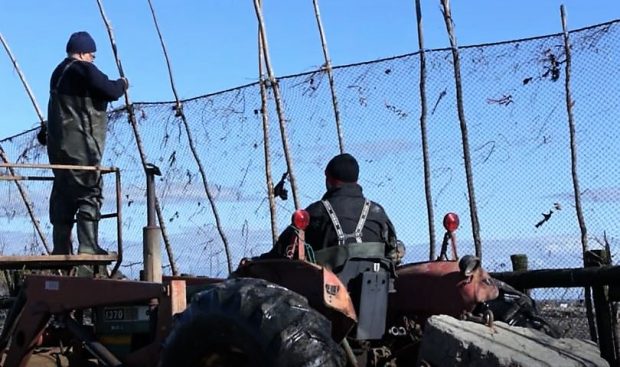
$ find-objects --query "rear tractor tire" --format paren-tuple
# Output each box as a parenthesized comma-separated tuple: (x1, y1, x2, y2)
(160, 277, 346, 367)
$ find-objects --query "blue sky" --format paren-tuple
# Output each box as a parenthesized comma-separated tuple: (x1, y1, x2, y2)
(0, 1, 618, 281)
(1, 0, 618, 138)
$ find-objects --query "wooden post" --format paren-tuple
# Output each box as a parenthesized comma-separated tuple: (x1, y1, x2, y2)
(257, 0, 278, 243)
(490, 266, 620, 289)
(312, 0, 345, 154)
(586, 249, 617, 365)
(253, 0, 301, 210)
(439, 0, 482, 259)
(146, 0, 232, 274)
(510, 254, 529, 296)
(560, 4, 596, 343)
(96, 0, 178, 275)
(414, 0, 436, 261)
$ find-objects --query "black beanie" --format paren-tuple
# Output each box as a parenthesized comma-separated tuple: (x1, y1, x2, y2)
(66, 31, 97, 54)
(325, 153, 359, 183)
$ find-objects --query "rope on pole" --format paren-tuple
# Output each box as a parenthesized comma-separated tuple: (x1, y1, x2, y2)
(440, 0, 482, 258)
(560, 3, 597, 345)
(257, 0, 279, 243)
(252, 0, 301, 210)
(0, 33, 50, 253)
(95, 0, 178, 275)
(311, 0, 345, 154)
(146, 0, 233, 274)
(414, 0, 437, 260)
(0, 33, 46, 127)
(0, 145, 51, 254)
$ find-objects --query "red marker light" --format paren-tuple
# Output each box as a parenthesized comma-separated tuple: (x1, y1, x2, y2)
(292, 209, 310, 230)
(443, 212, 460, 232)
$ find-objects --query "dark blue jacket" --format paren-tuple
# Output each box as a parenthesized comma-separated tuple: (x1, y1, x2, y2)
(267, 183, 398, 257)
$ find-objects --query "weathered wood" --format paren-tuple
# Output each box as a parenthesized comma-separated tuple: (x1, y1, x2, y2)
(560, 4, 596, 343)
(0, 33, 46, 126)
(0, 148, 51, 254)
(146, 0, 232, 275)
(510, 254, 530, 296)
(510, 254, 528, 271)
(414, 0, 436, 261)
(439, 0, 482, 258)
(312, 0, 345, 154)
(256, 1, 278, 243)
(0, 163, 116, 172)
(0, 254, 117, 269)
(253, 0, 301, 210)
(96, 0, 177, 275)
(587, 249, 617, 365)
(491, 265, 620, 289)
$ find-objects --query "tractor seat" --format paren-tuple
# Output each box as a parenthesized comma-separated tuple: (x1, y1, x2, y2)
(313, 242, 388, 272)
(314, 242, 394, 340)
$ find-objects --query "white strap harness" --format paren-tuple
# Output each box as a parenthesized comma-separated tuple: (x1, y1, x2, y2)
(321, 199, 371, 246)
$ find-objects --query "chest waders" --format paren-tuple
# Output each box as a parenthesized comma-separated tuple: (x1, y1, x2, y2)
(49, 60, 108, 255)
(49, 61, 78, 255)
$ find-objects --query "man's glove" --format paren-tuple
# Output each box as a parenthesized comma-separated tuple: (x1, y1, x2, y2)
(36, 123, 47, 146)
(387, 240, 406, 265)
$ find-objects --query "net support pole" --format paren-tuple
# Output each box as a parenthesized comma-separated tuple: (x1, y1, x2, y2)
(95, 0, 178, 275)
(414, 0, 436, 260)
(440, 0, 482, 258)
(146, 0, 233, 274)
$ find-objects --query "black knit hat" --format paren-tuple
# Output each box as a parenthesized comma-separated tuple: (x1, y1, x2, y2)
(325, 153, 359, 183)
(66, 31, 97, 54)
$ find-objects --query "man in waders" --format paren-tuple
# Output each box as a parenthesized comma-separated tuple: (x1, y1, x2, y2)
(46, 31, 128, 255)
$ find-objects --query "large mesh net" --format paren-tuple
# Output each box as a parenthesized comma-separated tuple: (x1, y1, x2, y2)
(1, 20, 619, 336)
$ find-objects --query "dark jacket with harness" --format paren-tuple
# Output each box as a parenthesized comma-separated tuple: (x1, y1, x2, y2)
(269, 183, 398, 258)
(47, 58, 125, 224)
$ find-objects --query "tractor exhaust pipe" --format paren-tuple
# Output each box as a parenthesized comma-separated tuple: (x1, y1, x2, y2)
(143, 163, 162, 283)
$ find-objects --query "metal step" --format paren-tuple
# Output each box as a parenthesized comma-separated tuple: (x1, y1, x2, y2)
(0, 254, 118, 269)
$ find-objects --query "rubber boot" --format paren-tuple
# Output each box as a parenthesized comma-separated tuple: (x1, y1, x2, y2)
(51, 224, 73, 255)
(77, 219, 108, 255)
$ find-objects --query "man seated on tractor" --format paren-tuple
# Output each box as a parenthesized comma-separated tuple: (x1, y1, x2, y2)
(264, 153, 403, 264)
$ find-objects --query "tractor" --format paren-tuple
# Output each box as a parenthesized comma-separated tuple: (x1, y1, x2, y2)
(0, 163, 555, 366)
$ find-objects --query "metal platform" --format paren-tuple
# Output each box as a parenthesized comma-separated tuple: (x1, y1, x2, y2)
(0, 254, 118, 269)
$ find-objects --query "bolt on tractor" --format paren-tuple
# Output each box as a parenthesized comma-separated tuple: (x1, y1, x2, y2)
(0, 163, 557, 366)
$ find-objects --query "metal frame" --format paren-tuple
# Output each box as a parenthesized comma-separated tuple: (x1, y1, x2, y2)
(0, 275, 186, 367)
(0, 163, 123, 275)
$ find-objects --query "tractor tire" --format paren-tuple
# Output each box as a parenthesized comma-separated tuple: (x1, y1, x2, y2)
(159, 277, 346, 367)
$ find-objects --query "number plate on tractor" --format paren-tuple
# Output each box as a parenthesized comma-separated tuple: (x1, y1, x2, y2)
(102, 306, 149, 322)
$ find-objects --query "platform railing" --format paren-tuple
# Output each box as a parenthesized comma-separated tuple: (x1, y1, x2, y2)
(0, 163, 123, 276)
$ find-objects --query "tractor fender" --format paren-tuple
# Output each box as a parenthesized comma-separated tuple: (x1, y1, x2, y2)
(389, 260, 499, 320)
(232, 258, 357, 342)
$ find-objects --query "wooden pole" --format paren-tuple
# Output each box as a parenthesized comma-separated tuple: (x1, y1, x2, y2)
(414, 0, 436, 260)
(439, 0, 482, 258)
(490, 265, 620, 289)
(510, 254, 529, 295)
(0, 146, 50, 254)
(560, 4, 596, 342)
(257, 0, 278, 243)
(585, 250, 617, 364)
(0, 33, 46, 127)
(311, 0, 345, 154)
(95, 0, 178, 275)
(252, 0, 301, 210)
(0, 35, 50, 253)
(146, 0, 233, 274)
